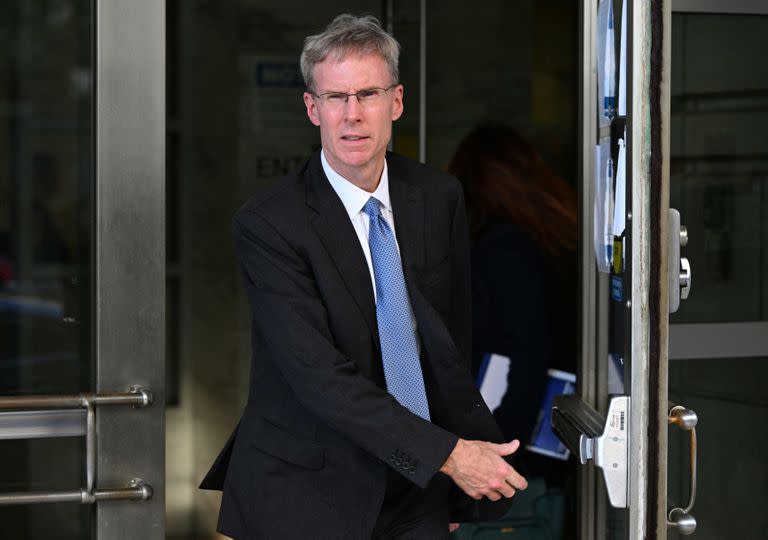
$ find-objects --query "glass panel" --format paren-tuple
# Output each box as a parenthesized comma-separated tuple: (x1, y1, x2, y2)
(670, 13, 768, 324)
(0, 2, 92, 537)
(390, 0, 421, 161)
(669, 13, 768, 540)
(165, 2, 382, 537)
(0, 3, 92, 395)
(669, 357, 768, 540)
(167, 2, 580, 537)
(0, 438, 89, 537)
(426, 2, 580, 539)
(426, 1, 578, 181)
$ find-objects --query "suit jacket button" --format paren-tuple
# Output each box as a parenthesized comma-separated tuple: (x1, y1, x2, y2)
(395, 457, 402, 466)
(389, 454, 396, 462)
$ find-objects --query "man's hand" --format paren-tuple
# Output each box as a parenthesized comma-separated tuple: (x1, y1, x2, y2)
(449, 523, 460, 533)
(440, 439, 528, 501)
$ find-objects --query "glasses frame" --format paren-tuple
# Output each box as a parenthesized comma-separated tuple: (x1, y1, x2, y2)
(309, 83, 399, 106)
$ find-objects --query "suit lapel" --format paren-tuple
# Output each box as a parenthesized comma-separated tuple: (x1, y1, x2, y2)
(387, 155, 426, 273)
(304, 153, 428, 353)
(305, 154, 379, 343)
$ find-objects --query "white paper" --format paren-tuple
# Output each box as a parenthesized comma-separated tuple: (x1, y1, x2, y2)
(618, 0, 628, 116)
(613, 137, 627, 236)
(594, 137, 613, 273)
(478, 354, 510, 413)
(604, 156, 615, 268)
(608, 354, 625, 395)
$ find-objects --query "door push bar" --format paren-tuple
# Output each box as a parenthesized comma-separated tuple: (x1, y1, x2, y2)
(0, 387, 154, 506)
(552, 395, 629, 508)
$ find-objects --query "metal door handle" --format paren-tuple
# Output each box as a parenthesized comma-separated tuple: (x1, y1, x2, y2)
(667, 404, 698, 535)
(0, 387, 154, 506)
(0, 478, 153, 505)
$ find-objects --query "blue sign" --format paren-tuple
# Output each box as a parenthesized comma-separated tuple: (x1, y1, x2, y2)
(611, 275, 623, 302)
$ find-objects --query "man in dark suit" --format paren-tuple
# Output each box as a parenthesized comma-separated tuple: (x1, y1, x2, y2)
(200, 14, 527, 539)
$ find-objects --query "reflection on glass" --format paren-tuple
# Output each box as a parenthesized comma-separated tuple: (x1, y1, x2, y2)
(425, 1, 578, 180)
(670, 13, 768, 323)
(0, 2, 91, 536)
(669, 11, 768, 540)
(1, 3, 92, 394)
(669, 357, 768, 540)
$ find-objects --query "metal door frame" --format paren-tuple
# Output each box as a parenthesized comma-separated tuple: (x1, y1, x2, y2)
(576, 1, 605, 538)
(577, 0, 670, 538)
(0, 1, 165, 537)
(672, 0, 768, 15)
(578, 2, 768, 539)
(95, 0, 165, 537)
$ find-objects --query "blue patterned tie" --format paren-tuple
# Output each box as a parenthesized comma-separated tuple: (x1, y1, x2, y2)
(363, 197, 431, 421)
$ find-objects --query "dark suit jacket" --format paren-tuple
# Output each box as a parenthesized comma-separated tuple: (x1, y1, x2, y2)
(200, 151, 511, 539)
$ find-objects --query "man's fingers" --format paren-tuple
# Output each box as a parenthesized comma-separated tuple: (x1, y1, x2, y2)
(506, 469, 528, 491)
(496, 481, 515, 498)
(493, 439, 521, 456)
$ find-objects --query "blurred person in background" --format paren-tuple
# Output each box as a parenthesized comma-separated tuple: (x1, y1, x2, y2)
(449, 124, 578, 488)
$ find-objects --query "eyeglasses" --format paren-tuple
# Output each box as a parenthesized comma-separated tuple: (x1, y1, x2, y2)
(310, 84, 398, 108)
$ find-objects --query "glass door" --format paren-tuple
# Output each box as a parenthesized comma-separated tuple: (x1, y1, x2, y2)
(568, 1, 767, 539)
(0, 1, 165, 538)
(565, 1, 672, 538)
(668, 2, 768, 539)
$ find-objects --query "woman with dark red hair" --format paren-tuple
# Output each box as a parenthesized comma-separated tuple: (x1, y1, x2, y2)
(449, 124, 577, 488)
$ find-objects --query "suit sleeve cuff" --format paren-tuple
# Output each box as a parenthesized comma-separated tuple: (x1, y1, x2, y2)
(387, 426, 459, 488)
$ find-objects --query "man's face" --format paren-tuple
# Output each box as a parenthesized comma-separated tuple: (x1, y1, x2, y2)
(303, 53, 403, 186)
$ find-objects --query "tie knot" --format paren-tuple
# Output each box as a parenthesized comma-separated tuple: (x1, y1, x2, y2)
(363, 197, 381, 219)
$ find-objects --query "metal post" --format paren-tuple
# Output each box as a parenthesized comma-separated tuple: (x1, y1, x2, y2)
(577, 1, 603, 538)
(627, 0, 652, 537)
(95, 0, 166, 536)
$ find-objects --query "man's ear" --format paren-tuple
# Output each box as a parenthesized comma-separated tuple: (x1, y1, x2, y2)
(303, 92, 321, 126)
(391, 84, 404, 122)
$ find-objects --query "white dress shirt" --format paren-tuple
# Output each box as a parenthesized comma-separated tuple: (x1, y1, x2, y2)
(321, 150, 403, 302)
(321, 150, 422, 377)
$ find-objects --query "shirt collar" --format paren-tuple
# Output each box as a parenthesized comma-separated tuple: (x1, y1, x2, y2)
(321, 150, 392, 219)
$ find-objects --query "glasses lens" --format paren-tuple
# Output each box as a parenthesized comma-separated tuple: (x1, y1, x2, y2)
(325, 93, 347, 105)
(357, 89, 381, 103)
(318, 86, 392, 108)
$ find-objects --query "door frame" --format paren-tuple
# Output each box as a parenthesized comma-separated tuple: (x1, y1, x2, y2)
(94, 0, 165, 537)
(579, 1, 768, 538)
(577, 0, 671, 538)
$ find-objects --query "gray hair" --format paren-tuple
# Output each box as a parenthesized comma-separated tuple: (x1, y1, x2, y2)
(300, 14, 400, 92)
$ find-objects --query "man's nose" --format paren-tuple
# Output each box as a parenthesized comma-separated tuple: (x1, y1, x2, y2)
(344, 95, 363, 121)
